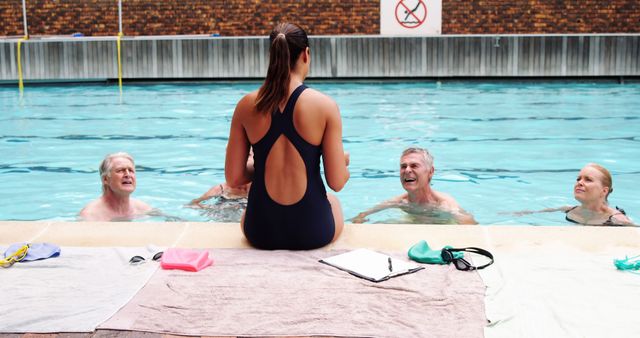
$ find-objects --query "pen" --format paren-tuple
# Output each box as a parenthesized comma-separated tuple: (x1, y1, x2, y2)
(388, 257, 393, 272)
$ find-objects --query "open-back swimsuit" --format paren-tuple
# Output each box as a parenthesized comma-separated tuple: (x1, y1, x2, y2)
(565, 206, 627, 226)
(243, 84, 335, 250)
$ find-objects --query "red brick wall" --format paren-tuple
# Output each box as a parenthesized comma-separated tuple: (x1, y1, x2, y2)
(0, 0, 379, 36)
(1, 0, 638, 36)
(443, 0, 640, 34)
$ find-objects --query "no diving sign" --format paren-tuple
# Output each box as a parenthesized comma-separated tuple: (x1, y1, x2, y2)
(396, 0, 427, 28)
(381, 0, 442, 35)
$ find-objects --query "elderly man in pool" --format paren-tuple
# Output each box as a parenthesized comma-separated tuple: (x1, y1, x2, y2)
(79, 152, 153, 221)
(351, 147, 477, 225)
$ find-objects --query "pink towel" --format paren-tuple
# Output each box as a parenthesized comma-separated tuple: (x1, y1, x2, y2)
(102, 249, 486, 337)
(160, 248, 213, 272)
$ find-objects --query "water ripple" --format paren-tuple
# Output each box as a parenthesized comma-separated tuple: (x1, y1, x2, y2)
(345, 136, 639, 144)
(0, 164, 225, 175)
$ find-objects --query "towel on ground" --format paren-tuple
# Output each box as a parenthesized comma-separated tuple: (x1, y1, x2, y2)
(0, 246, 160, 333)
(100, 248, 487, 338)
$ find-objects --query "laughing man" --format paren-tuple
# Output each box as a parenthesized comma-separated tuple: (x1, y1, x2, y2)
(351, 147, 477, 225)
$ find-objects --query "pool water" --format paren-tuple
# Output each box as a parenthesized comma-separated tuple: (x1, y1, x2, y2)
(1, 81, 638, 225)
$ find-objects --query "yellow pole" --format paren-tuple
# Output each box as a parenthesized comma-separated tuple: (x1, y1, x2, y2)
(17, 36, 28, 93)
(117, 32, 123, 93)
(117, 0, 123, 93)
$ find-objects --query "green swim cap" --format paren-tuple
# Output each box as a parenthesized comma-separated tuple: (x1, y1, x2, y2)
(408, 240, 463, 265)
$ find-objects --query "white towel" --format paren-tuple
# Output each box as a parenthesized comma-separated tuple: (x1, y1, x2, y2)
(0, 246, 160, 333)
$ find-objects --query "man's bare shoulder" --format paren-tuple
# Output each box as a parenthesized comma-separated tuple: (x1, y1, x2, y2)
(389, 193, 410, 205)
(132, 199, 153, 213)
(432, 191, 461, 210)
(78, 198, 107, 221)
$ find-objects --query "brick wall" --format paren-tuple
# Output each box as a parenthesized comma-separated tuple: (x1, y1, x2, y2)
(443, 0, 640, 34)
(1, 0, 638, 37)
(0, 0, 379, 36)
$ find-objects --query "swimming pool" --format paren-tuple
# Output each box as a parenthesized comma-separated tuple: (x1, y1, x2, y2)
(1, 81, 638, 224)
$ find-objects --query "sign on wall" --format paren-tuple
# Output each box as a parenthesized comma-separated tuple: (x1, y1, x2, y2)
(380, 0, 442, 35)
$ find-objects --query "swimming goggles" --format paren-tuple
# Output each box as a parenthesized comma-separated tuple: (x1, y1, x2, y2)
(129, 251, 163, 265)
(441, 247, 494, 271)
(0, 244, 30, 268)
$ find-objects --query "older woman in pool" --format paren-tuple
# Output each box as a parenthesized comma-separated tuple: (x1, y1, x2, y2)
(516, 163, 634, 226)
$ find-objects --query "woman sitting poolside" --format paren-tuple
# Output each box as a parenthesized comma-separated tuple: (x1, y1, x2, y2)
(224, 23, 350, 249)
(516, 163, 634, 226)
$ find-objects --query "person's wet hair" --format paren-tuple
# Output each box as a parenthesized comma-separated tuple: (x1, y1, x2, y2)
(255, 23, 309, 115)
(585, 163, 613, 200)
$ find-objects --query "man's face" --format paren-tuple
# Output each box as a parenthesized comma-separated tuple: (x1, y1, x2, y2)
(104, 157, 136, 196)
(400, 153, 433, 192)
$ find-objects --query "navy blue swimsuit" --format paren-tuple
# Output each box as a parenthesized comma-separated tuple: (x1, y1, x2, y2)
(243, 85, 335, 250)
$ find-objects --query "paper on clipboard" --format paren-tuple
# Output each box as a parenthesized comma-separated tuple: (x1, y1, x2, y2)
(320, 248, 424, 282)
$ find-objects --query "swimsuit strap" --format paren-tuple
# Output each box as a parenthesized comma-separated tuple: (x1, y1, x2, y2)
(565, 206, 578, 214)
(567, 205, 627, 226)
(604, 207, 627, 226)
(565, 206, 580, 224)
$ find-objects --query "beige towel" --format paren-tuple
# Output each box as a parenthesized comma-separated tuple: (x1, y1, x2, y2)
(101, 248, 486, 337)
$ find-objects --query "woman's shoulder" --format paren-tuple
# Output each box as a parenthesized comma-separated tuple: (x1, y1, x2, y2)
(233, 91, 259, 117)
(238, 90, 259, 106)
(301, 87, 337, 106)
(298, 88, 339, 122)
(608, 206, 633, 225)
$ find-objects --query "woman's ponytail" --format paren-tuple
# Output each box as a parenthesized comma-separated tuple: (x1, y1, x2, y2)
(256, 23, 309, 115)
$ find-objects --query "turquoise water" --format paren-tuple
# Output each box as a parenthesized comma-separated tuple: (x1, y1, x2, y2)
(1, 81, 638, 225)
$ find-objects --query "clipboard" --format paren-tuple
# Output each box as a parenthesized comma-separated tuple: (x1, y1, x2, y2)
(320, 248, 425, 282)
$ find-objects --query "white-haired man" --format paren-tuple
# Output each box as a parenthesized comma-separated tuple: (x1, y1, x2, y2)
(79, 152, 152, 221)
(352, 147, 477, 225)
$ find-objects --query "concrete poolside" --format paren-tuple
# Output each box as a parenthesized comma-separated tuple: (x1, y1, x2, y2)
(2, 221, 640, 338)
(3, 220, 639, 251)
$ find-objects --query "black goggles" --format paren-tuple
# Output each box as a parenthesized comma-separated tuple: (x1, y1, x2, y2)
(129, 251, 163, 265)
(441, 247, 494, 271)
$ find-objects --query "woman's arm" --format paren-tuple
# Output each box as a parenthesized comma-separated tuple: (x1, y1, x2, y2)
(511, 206, 572, 216)
(225, 95, 253, 188)
(188, 184, 224, 207)
(321, 98, 350, 192)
